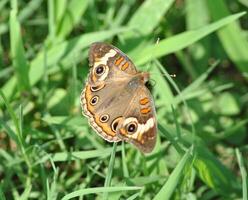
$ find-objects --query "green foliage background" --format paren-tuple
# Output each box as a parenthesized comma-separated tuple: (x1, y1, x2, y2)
(0, 0, 247, 199)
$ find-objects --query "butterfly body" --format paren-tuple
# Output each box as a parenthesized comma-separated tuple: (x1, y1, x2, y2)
(80, 42, 157, 153)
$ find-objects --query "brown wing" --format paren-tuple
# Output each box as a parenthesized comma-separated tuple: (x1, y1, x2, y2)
(81, 42, 139, 142)
(116, 85, 157, 153)
(81, 78, 133, 142)
(89, 42, 138, 76)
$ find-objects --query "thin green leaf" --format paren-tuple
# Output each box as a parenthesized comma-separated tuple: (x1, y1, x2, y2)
(126, 192, 140, 200)
(0, 90, 21, 139)
(207, 1, 248, 73)
(236, 149, 247, 200)
(0, 184, 6, 200)
(121, 141, 129, 178)
(194, 144, 241, 196)
(9, 4, 30, 91)
(61, 186, 142, 200)
(56, 0, 89, 39)
(153, 147, 193, 200)
(37, 146, 122, 163)
(103, 142, 117, 200)
(128, 0, 174, 35)
(185, 0, 210, 77)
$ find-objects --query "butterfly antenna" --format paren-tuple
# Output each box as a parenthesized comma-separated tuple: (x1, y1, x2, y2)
(145, 38, 160, 72)
(149, 72, 177, 78)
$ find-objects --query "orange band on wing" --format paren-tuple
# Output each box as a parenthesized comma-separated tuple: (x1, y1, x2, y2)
(119, 128, 127, 136)
(139, 97, 149, 105)
(140, 107, 151, 114)
(85, 85, 94, 115)
(94, 115, 116, 137)
(85, 86, 116, 137)
(137, 132, 143, 142)
(115, 57, 124, 66)
(121, 62, 129, 71)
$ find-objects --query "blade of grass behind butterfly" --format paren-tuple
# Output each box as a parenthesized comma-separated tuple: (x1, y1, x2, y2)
(194, 143, 241, 196)
(149, 61, 174, 108)
(0, 118, 19, 145)
(46, 168, 59, 200)
(0, 35, 3, 68)
(207, 1, 248, 74)
(0, 0, 7, 11)
(153, 147, 193, 200)
(185, 0, 210, 78)
(47, 0, 55, 42)
(60, 59, 78, 112)
(0, 91, 33, 185)
(9, 0, 30, 92)
(158, 122, 185, 155)
(0, 90, 21, 145)
(18, 0, 43, 22)
(55, 0, 89, 40)
(19, 179, 32, 200)
(174, 61, 219, 105)
(236, 149, 248, 200)
(40, 44, 49, 110)
(154, 60, 196, 143)
(104, 0, 116, 29)
(18, 104, 33, 181)
(126, 192, 140, 200)
(37, 146, 122, 164)
(53, 0, 67, 26)
(61, 186, 142, 200)
(121, 142, 129, 178)
(171, 105, 181, 141)
(208, 119, 248, 143)
(103, 142, 118, 200)
(239, 0, 248, 7)
(111, 1, 136, 29)
(118, 0, 174, 51)
(0, 184, 6, 200)
(125, 0, 175, 36)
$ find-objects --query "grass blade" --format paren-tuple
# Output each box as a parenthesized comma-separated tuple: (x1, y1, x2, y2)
(9, 2, 30, 91)
(185, 0, 210, 77)
(153, 147, 193, 200)
(61, 186, 142, 200)
(127, 0, 174, 35)
(0, 90, 21, 140)
(0, 184, 6, 200)
(121, 141, 129, 178)
(236, 149, 247, 200)
(37, 146, 122, 163)
(207, 1, 248, 73)
(56, 0, 89, 39)
(103, 142, 118, 200)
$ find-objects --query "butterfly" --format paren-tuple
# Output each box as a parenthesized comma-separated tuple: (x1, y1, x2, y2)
(80, 42, 157, 153)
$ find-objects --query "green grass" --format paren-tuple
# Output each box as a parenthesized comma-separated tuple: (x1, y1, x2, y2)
(0, 0, 248, 199)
